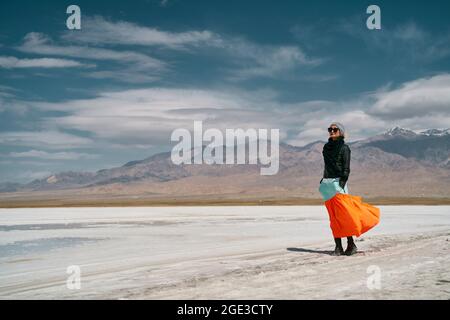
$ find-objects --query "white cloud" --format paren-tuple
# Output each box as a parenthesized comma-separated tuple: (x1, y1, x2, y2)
(18, 32, 165, 71)
(0, 131, 93, 149)
(16, 170, 53, 181)
(18, 74, 450, 147)
(210, 37, 322, 80)
(369, 74, 450, 119)
(8, 150, 98, 160)
(11, 17, 325, 83)
(24, 87, 295, 148)
(285, 74, 450, 145)
(0, 85, 18, 102)
(0, 56, 89, 69)
(15, 32, 167, 83)
(62, 16, 216, 49)
(393, 23, 427, 41)
(58, 16, 321, 81)
(339, 20, 450, 62)
(4, 56, 448, 147)
(85, 70, 159, 83)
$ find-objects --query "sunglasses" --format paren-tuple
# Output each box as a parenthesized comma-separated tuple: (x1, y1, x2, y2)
(328, 127, 340, 133)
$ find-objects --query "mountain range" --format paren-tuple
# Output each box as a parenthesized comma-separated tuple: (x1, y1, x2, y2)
(1, 127, 449, 202)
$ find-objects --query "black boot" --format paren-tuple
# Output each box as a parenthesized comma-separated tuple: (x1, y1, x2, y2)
(332, 238, 344, 256)
(345, 237, 357, 256)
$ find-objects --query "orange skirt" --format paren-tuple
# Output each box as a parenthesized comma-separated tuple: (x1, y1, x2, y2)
(324, 193, 380, 238)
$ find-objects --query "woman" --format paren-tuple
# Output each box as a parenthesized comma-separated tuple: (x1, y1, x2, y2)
(319, 122, 380, 256)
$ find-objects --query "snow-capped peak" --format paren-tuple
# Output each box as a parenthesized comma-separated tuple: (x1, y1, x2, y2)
(419, 128, 450, 136)
(384, 126, 417, 137)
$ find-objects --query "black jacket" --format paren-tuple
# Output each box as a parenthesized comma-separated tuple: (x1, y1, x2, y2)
(321, 138, 351, 188)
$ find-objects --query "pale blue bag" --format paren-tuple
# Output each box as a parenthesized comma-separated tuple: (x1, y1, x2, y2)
(319, 178, 349, 201)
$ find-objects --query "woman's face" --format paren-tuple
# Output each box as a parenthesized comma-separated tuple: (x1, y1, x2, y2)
(328, 125, 341, 140)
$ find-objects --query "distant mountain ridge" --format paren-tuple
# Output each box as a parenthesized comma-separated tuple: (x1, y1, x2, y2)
(1, 127, 449, 199)
(354, 126, 450, 167)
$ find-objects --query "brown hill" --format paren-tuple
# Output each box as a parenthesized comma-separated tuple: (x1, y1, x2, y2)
(0, 127, 449, 204)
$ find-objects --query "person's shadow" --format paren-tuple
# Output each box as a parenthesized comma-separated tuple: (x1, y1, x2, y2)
(287, 247, 365, 256)
(286, 247, 334, 255)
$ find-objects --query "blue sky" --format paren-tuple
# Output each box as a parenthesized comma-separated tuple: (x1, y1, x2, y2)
(1, 0, 450, 183)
